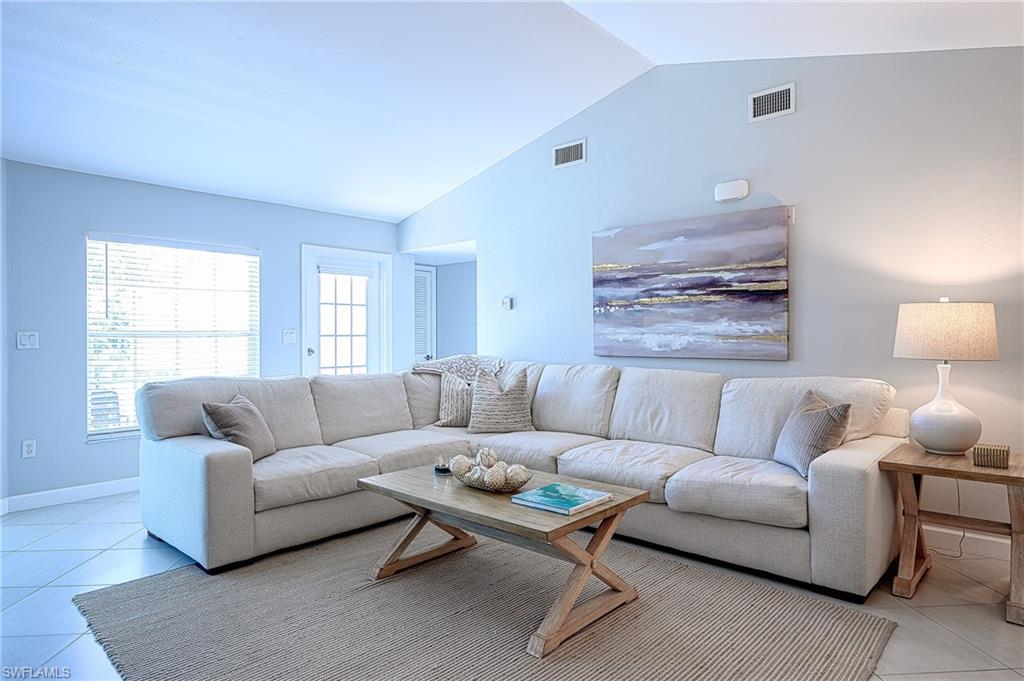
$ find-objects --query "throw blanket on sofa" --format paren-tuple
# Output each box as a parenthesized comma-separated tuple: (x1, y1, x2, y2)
(411, 354, 505, 381)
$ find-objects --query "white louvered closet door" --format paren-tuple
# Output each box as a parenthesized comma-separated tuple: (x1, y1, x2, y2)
(414, 265, 436, 362)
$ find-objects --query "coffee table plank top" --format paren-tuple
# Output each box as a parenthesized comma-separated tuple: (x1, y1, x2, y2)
(358, 466, 650, 542)
(879, 443, 1024, 486)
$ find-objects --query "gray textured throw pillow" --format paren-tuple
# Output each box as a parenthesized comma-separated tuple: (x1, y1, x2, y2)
(436, 373, 474, 427)
(467, 369, 534, 434)
(202, 394, 277, 461)
(773, 390, 851, 478)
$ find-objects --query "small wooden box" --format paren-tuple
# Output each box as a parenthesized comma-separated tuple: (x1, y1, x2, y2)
(973, 443, 1010, 469)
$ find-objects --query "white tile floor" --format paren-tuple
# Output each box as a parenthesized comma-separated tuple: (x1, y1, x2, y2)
(1, 493, 1022, 680)
(1, 492, 193, 680)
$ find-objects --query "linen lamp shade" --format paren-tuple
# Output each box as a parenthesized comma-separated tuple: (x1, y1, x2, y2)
(893, 302, 999, 361)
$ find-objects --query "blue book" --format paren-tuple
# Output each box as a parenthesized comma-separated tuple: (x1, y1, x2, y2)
(511, 482, 613, 515)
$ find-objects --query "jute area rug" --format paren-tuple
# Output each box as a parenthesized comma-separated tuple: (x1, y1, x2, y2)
(75, 521, 894, 681)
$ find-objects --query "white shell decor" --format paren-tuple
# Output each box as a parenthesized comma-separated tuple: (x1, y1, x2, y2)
(465, 465, 487, 484)
(506, 464, 530, 486)
(476, 447, 498, 468)
(483, 466, 507, 487)
(453, 449, 532, 493)
(448, 454, 474, 476)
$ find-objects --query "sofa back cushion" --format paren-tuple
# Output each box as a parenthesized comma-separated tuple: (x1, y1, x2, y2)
(714, 376, 896, 460)
(311, 374, 413, 444)
(608, 367, 724, 452)
(874, 407, 910, 438)
(136, 376, 323, 449)
(532, 364, 620, 438)
(497, 361, 545, 408)
(402, 372, 441, 428)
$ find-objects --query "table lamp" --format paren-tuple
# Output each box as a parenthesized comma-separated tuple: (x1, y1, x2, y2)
(893, 299, 999, 455)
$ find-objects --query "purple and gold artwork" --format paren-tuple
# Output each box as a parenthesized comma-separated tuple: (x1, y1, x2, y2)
(593, 206, 789, 360)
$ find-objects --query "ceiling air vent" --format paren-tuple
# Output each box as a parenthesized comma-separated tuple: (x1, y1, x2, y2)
(552, 138, 586, 168)
(749, 82, 795, 122)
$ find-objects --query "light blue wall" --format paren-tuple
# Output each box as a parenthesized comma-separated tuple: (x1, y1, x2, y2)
(1, 162, 8, 500)
(401, 48, 1024, 522)
(4, 161, 412, 497)
(435, 261, 477, 357)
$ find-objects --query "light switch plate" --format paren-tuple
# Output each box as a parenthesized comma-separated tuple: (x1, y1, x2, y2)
(16, 331, 39, 350)
(282, 329, 297, 344)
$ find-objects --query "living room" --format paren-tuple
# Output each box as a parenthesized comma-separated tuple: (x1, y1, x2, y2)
(1, 2, 1022, 679)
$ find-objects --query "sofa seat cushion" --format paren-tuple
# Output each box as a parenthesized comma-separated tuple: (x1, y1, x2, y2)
(477, 431, 602, 473)
(665, 456, 809, 529)
(336, 430, 473, 474)
(420, 425, 489, 450)
(252, 446, 378, 512)
(557, 440, 711, 503)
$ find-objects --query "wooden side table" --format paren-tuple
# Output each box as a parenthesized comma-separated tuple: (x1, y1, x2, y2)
(879, 443, 1024, 625)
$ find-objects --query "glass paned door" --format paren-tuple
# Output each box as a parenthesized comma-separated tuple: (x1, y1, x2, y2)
(318, 273, 369, 375)
(300, 244, 390, 378)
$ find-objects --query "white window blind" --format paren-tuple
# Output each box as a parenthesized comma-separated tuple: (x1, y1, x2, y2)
(86, 236, 260, 438)
(413, 265, 435, 361)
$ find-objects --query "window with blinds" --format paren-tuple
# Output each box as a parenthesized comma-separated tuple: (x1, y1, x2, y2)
(86, 236, 260, 438)
(413, 265, 436, 361)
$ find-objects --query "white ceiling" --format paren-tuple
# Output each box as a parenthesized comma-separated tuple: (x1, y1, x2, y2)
(1, 2, 650, 223)
(570, 2, 1023, 66)
(3, 2, 1020, 225)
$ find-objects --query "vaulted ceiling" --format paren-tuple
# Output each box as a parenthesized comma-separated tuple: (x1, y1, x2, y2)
(3, 2, 1020, 223)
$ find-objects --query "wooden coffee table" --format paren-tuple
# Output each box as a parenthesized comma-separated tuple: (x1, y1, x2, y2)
(357, 466, 650, 657)
(879, 443, 1024, 625)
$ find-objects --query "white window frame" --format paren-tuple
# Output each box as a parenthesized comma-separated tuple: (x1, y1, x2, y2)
(300, 244, 392, 376)
(85, 232, 261, 442)
(414, 264, 437, 362)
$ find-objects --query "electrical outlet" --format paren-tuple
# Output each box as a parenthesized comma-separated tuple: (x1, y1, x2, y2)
(21, 440, 36, 459)
(282, 329, 297, 344)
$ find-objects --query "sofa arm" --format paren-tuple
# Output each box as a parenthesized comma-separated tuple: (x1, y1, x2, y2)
(140, 435, 255, 569)
(808, 435, 905, 596)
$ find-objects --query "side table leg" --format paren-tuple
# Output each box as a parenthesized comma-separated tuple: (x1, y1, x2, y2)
(1007, 486, 1023, 625)
(892, 472, 933, 598)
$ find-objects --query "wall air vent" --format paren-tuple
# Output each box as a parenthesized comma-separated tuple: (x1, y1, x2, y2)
(749, 83, 795, 122)
(552, 139, 586, 168)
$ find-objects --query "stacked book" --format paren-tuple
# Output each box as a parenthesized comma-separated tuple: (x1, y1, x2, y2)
(511, 482, 612, 515)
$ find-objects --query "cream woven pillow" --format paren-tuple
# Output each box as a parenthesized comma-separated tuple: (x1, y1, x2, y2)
(436, 373, 474, 427)
(467, 369, 534, 434)
(202, 394, 277, 461)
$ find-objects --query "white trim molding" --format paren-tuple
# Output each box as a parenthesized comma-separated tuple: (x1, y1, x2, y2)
(1, 476, 140, 515)
(923, 523, 1011, 561)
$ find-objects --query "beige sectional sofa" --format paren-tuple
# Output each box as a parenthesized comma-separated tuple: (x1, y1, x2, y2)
(136, 361, 909, 598)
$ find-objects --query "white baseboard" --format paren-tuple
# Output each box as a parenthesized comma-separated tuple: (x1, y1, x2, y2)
(1, 476, 140, 514)
(923, 523, 1011, 561)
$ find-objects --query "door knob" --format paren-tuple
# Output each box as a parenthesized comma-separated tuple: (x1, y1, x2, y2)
(306, 347, 315, 356)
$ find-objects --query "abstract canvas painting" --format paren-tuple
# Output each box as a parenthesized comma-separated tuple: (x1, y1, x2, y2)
(593, 206, 789, 360)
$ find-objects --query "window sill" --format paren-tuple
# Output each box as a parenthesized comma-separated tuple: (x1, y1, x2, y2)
(87, 429, 141, 444)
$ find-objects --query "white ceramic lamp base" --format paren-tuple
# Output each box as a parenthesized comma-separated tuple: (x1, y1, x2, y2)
(911, 363, 982, 455)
